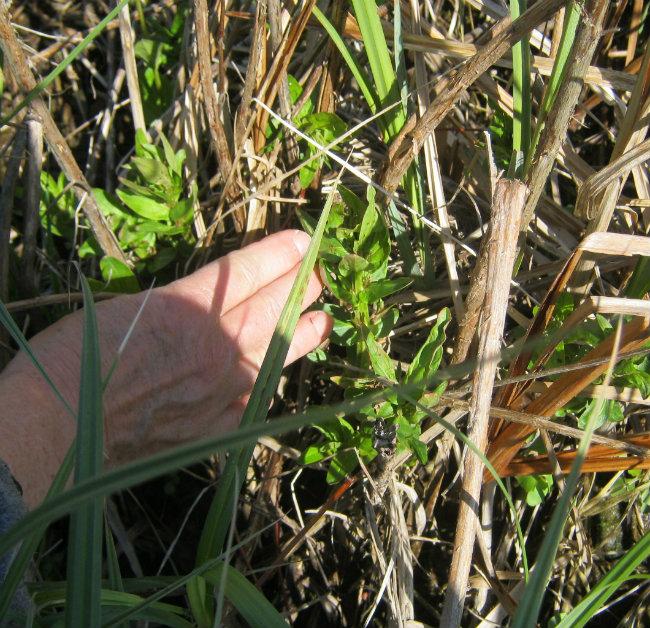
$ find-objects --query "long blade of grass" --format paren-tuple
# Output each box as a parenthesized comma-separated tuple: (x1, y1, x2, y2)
(555, 531, 650, 628)
(103, 521, 278, 627)
(0, 303, 76, 619)
(187, 182, 340, 625)
(0, 0, 130, 126)
(65, 272, 105, 628)
(524, 1, 580, 175)
(350, 0, 406, 140)
(510, 0, 531, 175)
(511, 321, 623, 627)
(203, 563, 288, 628)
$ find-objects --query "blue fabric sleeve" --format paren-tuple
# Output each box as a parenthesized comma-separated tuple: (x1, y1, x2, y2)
(0, 460, 31, 626)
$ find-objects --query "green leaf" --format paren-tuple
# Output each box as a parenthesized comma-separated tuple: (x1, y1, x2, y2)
(516, 474, 553, 507)
(130, 156, 171, 188)
(372, 307, 399, 338)
(100, 257, 140, 294)
(339, 253, 368, 277)
(404, 308, 451, 392)
(65, 272, 104, 628)
(366, 332, 396, 381)
(410, 438, 428, 465)
(116, 189, 170, 221)
(363, 277, 412, 303)
(327, 449, 358, 484)
(354, 188, 390, 273)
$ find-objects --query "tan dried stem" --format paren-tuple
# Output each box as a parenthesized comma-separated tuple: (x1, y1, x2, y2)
(440, 178, 527, 628)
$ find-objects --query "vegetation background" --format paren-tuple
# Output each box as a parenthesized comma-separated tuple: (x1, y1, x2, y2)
(1, 0, 650, 626)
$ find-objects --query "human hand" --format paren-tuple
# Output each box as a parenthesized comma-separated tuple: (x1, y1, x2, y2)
(0, 230, 331, 508)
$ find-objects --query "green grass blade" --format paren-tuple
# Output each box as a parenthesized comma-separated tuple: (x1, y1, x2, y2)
(555, 531, 650, 628)
(0, 302, 74, 415)
(0, 303, 76, 619)
(0, 0, 130, 126)
(203, 563, 288, 628)
(512, 390, 609, 627)
(187, 184, 339, 625)
(102, 522, 278, 627)
(393, 0, 409, 114)
(510, 0, 531, 174)
(525, 2, 580, 175)
(350, 0, 406, 140)
(312, 6, 381, 123)
(65, 272, 105, 628)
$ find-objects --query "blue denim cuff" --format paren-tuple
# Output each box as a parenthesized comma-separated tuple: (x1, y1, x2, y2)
(0, 459, 31, 626)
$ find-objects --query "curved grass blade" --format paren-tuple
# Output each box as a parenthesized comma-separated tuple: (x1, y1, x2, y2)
(203, 563, 288, 628)
(188, 183, 339, 625)
(0, 303, 76, 618)
(525, 2, 580, 174)
(510, 0, 531, 174)
(512, 325, 621, 628)
(65, 272, 105, 628)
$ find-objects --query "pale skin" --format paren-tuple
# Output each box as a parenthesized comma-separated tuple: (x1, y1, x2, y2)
(0, 230, 332, 509)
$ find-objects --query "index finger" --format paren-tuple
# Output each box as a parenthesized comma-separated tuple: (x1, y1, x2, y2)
(167, 230, 313, 316)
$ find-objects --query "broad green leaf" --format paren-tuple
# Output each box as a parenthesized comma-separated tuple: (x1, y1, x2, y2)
(516, 474, 553, 507)
(366, 332, 396, 381)
(339, 253, 368, 277)
(404, 308, 451, 391)
(116, 189, 170, 221)
(363, 277, 412, 303)
(327, 449, 358, 484)
(100, 257, 140, 294)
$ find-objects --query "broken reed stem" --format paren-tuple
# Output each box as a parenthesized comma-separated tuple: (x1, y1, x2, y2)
(118, 3, 147, 134)
(0, 4, 128, 264)
(440, 178, 527, 628)
(520, 0, 609, 231)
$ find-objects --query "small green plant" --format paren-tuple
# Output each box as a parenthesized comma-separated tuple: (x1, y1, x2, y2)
(95, 129, 197, 277)
(134, 4, 187, 122)
(300, 186, 450, 483)
(265, 75, 347, 189)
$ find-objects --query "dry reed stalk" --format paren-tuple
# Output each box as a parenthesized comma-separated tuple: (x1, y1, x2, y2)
(22, 114, 43, 295)
(118, 4, 147, 134)
(440, 178, 527, 628)
(380, 0, 570, 196)
(0, 4, 128, 263)
(193, 0, 242, 226)
(520, 0, 609, 232)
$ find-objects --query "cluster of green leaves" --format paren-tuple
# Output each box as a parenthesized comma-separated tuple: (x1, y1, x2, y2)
(301, 186, 450, 483)
(40, 130, 197, 293)
(96, 130, 197, 278)
(266, 75, 347, 189)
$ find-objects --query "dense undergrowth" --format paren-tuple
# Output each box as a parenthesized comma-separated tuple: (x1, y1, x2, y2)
(1, 0, 650, 626)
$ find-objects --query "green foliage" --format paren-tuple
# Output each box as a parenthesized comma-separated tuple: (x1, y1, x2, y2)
(134, 5, 187, 122)
(516, 473, 553, 507)
(300, 186, 450, 482)
(95, 130, 197, 274)
(266, 74, 348, 189)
